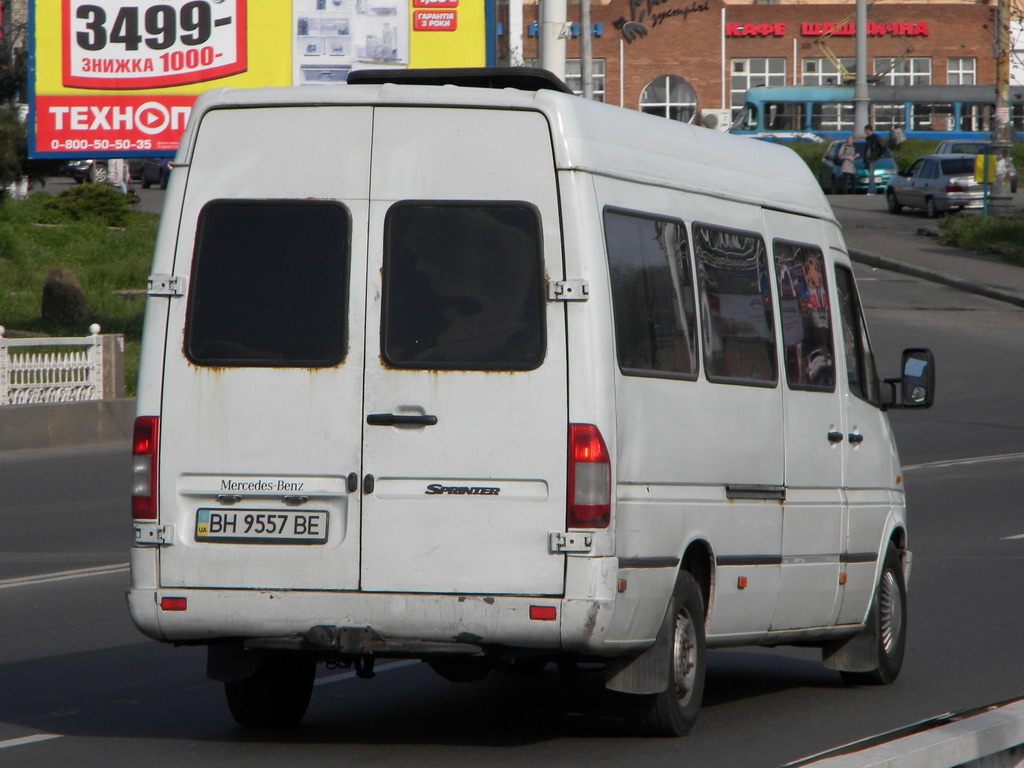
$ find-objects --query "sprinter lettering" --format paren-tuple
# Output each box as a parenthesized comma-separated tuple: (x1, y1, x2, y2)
(424, 484, 501, 496)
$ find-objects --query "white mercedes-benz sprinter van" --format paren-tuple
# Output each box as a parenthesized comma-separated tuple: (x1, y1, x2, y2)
(128, 68, 934, 736)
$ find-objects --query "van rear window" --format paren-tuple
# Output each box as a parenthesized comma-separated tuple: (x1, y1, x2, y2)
(185, 200, 350, 367)
(604, 209, 698, 378)
(382, 202, 545, 370)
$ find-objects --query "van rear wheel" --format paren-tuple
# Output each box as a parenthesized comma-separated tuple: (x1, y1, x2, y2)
(628, 571, 706, 737)
(224, 651, 316, 728)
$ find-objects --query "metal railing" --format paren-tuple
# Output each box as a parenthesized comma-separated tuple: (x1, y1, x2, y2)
(0, 324, 125, 405)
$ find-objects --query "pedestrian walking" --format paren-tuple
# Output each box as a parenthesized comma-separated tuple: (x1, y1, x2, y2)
(863, 125, 885, 194)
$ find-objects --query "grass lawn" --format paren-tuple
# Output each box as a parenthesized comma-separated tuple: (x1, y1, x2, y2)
(0, 186, 157, 395)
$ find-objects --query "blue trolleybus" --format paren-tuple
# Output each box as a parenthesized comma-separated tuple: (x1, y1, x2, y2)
(730, 84, 1024, 142)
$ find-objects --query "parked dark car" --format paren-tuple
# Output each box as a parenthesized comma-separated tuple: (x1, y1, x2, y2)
(886, 154, 984, 217)
(933, 139, 1017, 193)
(62, 159, 108, 184)
(818, 139, 898, 194)
(140, 158, 171, 189)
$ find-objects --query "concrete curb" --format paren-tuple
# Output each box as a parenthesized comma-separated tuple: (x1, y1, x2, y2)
(787, 698, 1024, 768)
(0, 398, 135, 452)
(849, 249, 1024, 309)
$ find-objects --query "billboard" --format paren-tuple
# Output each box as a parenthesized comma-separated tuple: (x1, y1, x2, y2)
(29, 0, 490, 158)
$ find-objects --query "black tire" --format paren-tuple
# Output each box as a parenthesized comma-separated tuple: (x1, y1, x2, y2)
(142, 177, 152, 189)
(628, 571, 706, 737)
(841, 543, 906, 686)
(224, 651, 316, 728)
(886, 189, 902, 214)
(925, 197, 939, 219)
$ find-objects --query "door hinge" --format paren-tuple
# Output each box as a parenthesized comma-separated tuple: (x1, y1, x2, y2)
(547, 279, 589, 302)
(148, 274, 186, 297)
(134, 522, 174, 546)
(549, 531, 593, 554)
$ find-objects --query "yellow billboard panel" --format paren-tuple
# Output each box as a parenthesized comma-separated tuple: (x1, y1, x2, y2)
(31, 1, 490, 157)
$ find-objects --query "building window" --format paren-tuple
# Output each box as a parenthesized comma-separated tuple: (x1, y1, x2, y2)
(566, 58, 606, 102)
(640, 75, 697, 122)
(527, 58, 606, 101)
(947, 57, 976, 85)
(873, 57, 931, 86)
(731, 58, 786, 116)
(802, 57, 855, 86)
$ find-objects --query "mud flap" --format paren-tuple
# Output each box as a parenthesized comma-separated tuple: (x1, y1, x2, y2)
(821, 615, 879, 673)
(604, 594, 674, 695)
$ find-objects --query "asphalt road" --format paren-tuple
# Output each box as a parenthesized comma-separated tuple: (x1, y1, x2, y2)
(1, 191, 1023, 766)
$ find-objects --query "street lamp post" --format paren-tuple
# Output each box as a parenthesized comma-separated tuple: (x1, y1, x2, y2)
(989, 0, 1015, 216)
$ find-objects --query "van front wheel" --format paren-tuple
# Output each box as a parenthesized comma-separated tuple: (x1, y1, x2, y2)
(224, 651, 316, 728)
(841, 543, 906, 686)
(628, 571, 706, 737)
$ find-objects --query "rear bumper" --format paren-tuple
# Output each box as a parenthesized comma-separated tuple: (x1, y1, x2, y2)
(127, 554, 630, 657)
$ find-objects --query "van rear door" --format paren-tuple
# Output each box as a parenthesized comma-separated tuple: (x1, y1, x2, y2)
(157, 103, 568, 598)
(359, 107, 569, 595)
(157, 106, 372, 591)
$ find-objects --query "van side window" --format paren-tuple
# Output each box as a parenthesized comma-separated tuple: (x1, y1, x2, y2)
(382, 202, 545, 370)
(835, 266, 880, 405)
(185, 200, 350, 367)
(772, 240, 835, 391)
(694, 224, 777, 386)
(603, 209, 698, 378)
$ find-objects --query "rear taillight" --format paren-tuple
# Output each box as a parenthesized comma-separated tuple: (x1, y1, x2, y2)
(132, 416, 159, 520)
(946, 182, 965, 193)
(567, 423, 611, 528)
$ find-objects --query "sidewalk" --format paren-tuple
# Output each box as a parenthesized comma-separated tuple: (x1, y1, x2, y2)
(830, 193, 1024, 308)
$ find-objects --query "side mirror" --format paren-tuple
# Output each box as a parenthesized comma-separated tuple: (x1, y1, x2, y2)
(883, 348, 935, 410)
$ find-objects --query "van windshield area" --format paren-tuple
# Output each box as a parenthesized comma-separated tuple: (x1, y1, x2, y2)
(185, 200, 350, 367)
(382, 202, 546, 371)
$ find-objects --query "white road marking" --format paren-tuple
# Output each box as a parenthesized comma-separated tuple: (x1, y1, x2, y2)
(903, 452, 1024, 472)
(315, 659, 420, 687)
(0, 734, 63, 750)
(1002, 533, 1024, 541)
(0, 563, 129, 590)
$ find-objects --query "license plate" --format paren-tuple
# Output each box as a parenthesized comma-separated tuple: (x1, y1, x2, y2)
(195, 509, 329, 544)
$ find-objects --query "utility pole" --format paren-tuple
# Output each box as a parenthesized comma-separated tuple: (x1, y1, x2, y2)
(989, 0, 1014, 216)
(508, 0, 524, 67)
(540, 0, 568, 82)
(581, 0, 593, 99)
(853, 0, 868, 139)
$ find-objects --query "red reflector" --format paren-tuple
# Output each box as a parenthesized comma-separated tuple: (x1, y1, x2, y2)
(530, 605, 557, 621)
(132, 416, 159, 521)
(160, 597, 187, 612)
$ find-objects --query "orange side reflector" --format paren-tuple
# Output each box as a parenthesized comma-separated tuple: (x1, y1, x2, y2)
(529, 605, 557, 621)
(160, 597, 187, 612)
(839, 573, 848, 586)
(737, 577, 748, 590)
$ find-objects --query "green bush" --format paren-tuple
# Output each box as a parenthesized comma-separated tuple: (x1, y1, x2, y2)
(40, 183, 136, 228)
(938, 212, 1024, 266)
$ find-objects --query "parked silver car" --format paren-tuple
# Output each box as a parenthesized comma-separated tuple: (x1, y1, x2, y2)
(886, 154, 984, 217)
(933, 139, 1017, 193)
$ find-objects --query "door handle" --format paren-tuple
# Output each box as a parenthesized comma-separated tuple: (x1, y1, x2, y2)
(848, 432, 865, 445)
(366, 413, 438, 427)
(827, 430, 844, 444)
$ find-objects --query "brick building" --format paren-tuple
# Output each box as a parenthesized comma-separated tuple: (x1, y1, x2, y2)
(516, 0, 998, 124)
